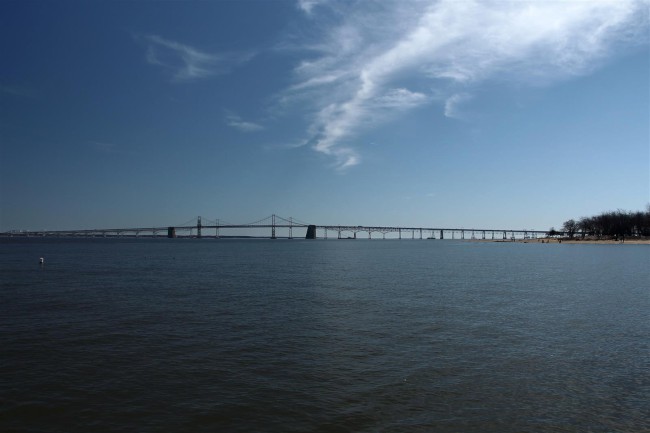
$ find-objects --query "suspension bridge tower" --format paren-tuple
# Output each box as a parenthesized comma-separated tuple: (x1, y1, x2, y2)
(271, 214, 276, 239)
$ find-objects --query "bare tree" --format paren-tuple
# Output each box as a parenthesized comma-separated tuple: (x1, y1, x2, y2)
(562, 219, 577, 239)
(564, 206, 650, 239)
(578, 217, 591, 238)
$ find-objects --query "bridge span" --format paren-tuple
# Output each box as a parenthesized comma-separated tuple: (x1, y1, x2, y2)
(1, 214, 555, 240)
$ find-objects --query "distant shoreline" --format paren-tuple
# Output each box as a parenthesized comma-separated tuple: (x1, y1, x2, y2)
(474, 238, 650, 245)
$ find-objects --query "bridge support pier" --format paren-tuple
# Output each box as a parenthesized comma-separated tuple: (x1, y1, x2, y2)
(167, 227, 176, 238)
(440, 230, 444, 239)
(271, 214, 276, 239)
(305, 225, 317, 239)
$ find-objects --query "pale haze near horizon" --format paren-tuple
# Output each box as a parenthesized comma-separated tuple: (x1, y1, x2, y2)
(1, 0, 648, 232)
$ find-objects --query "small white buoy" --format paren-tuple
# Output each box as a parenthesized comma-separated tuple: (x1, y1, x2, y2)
(39, 257, 44, 264)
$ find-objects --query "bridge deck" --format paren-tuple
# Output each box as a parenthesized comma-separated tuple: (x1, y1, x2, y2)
(2, 224, 552, 237)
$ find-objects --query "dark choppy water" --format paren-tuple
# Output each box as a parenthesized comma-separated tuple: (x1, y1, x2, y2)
(1, 238, 648, 432)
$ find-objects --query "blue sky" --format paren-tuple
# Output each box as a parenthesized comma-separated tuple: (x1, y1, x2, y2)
(1, 0, 648, 232)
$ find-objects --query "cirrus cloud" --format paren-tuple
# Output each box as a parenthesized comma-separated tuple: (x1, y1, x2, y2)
(225, 114, 265, 132)
(141, 34, 254, 82)
(286, 0, 648, 169)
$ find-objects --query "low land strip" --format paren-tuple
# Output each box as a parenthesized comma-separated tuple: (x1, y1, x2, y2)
(477, 237, 650, 244)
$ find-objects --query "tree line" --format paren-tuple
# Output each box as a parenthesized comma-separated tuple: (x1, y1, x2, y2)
(550, 206, 650, 239)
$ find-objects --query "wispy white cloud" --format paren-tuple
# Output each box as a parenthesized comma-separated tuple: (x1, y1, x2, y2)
(141, 34, 253, 82)
(225, 114, 265, 132)
(375, 88, 428, 110)
(444, 93, 472, 119)
(297, 0, 326, 15)
(286, 0, 648, 169)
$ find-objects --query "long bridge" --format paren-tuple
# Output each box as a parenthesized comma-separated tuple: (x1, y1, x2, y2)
(1, 214, 554, 240)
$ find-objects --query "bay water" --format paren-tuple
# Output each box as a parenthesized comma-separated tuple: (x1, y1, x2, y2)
(1, 238, 648, 432)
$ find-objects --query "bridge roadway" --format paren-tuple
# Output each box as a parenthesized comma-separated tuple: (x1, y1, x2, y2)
(310, 225, 548, 240)
(1, 219, 553, 240)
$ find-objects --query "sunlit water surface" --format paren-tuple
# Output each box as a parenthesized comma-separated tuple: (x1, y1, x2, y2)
(1, 238, 648, 432)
